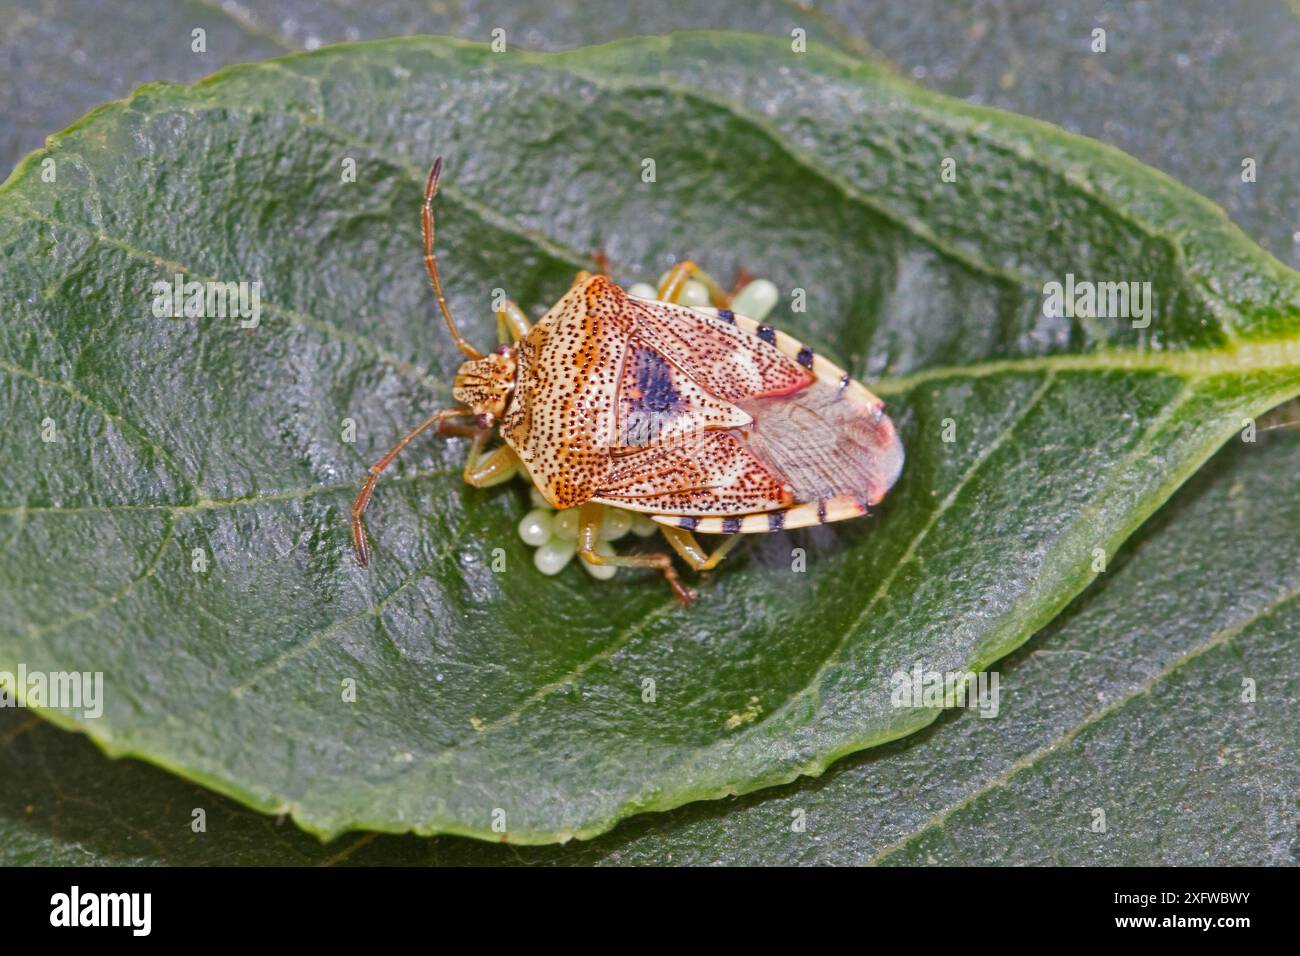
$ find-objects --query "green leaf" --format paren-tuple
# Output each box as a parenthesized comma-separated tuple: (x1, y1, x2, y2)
(2, 33, 1298, 844)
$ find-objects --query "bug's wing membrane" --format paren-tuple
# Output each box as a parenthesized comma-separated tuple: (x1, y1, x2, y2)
(630, 298, 813, 401)
(592, 431, 794, 515)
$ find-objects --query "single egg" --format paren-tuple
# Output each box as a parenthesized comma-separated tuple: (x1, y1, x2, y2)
(731, 278, 779, 321)
(534, 538, 577, 575)
(599, 508, 632, 541)
(551, 508, 580, 540)
(631, 513, 659, 537)
(677, 279, 711, 307)
(517, 509, 553, 547)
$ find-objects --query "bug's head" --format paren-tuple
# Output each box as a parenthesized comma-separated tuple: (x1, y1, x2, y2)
(452, 345, 517, 424)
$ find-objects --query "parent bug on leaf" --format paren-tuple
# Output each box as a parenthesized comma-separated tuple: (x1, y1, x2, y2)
(351, 157, 904, 605)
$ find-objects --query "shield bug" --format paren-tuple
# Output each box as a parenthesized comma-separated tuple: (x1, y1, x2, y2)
(351, 158, 904, 605)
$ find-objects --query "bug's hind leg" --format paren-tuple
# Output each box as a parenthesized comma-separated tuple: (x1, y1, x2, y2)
(658, 262, 759, 308)
(577, 503, 697, 606)
(463, 430, 521, 487)
(659, 526, 743, 572)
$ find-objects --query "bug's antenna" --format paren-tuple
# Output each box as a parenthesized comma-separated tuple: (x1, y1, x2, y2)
(423, 156, 485, 361)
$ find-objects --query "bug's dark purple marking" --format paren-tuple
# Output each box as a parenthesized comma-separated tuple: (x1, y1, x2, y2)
(796, 345, 814, 369)
(838, 372, 850, 393)
(767, 511, 785, 531)
(817, 499, 828, 523)
(717, 308, 735, 324)
(632, 347, 684, 414)
(679, 517, 700, 530)
(722, 516, 742, 534)
(757, 324, 776, 344)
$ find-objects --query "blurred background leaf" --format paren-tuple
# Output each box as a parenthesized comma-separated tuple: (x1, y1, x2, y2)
(5, 0, 1297, 261)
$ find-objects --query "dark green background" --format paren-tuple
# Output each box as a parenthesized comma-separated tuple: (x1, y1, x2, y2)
(2, 0, 1296, 864)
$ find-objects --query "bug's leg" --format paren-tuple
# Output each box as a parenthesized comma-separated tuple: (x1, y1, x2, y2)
(656, 260, 730, 307)
(656, 261, 698, 303)
(659, 526, 744, 572)
(577, 503, 697, 606)
(352, 407, 472, 567)
(436, 421, 480, 439)
(495, 300, 531, 345)
(462, 430, 521, 487)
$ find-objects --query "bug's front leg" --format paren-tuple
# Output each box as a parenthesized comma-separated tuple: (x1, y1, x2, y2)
(352, 407, 473, 566)
(463, 430, 521, 487)
(577, 503, 697, 606)
(495, 300, 531, 345)
(658, 525, 743, 572)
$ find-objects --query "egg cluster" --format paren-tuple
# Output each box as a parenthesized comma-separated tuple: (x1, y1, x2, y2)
(515, 272, 780, 577)
(626, 274, 779, 319)
(518, 488, 661, 579)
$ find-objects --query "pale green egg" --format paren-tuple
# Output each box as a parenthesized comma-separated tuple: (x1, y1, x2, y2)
(533, 537, 577, 575)
(731, 278, 779, 321)
(599, 508, 633, 541)
(551, 508, 580, 540)
(630, 513, 659, 537)
(677, 279, 711, 307)
(517, 508, 553, 547)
